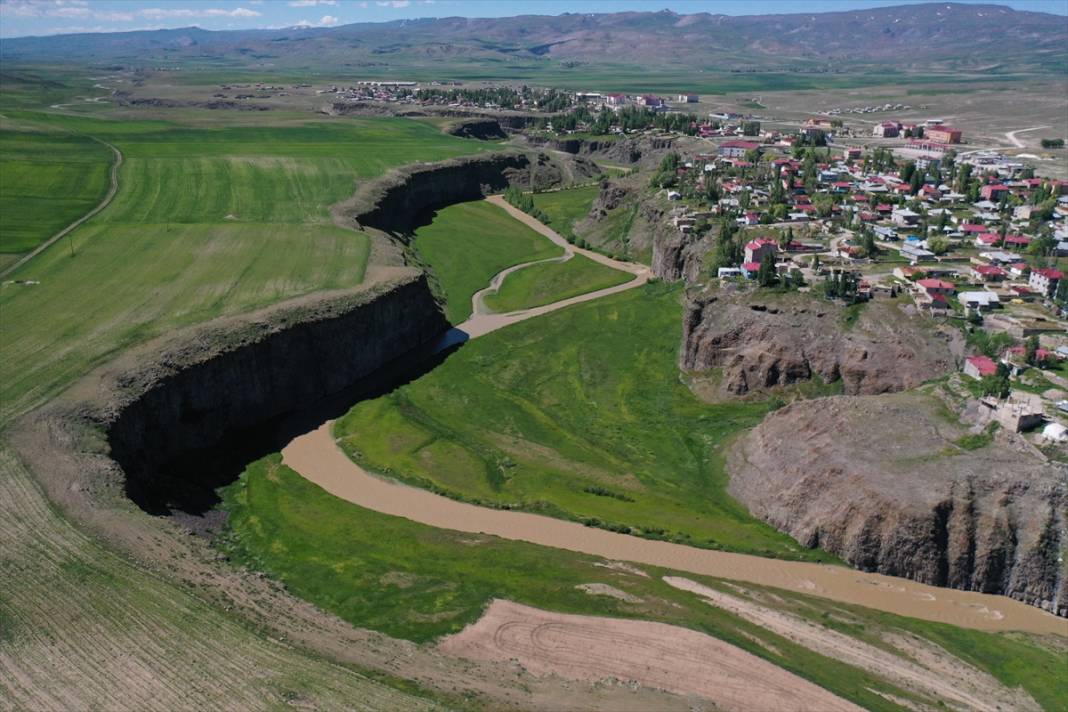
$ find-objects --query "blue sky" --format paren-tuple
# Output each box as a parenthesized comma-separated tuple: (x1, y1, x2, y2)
(1, 0, 1065, 37)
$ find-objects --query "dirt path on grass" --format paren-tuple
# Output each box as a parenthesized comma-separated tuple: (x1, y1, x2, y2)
(0, 140, 122, 280)
(663, 577, 1042, 712)
(1004, 126, 1049, 149)
(438, 599, 862, 712)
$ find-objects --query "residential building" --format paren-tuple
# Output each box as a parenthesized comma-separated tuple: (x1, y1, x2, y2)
(964, 355, 998, 379)
(872, 121, 901, 138)
(1029, 267, 1064, 297)
(927, 126, 963, 144)
(744, 237, 778, 264)
(718, 140, 761, 159)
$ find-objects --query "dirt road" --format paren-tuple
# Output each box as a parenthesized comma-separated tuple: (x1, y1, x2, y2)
(280, 198, 1064, 637)
(1004, 126, 1049, 149)
(0, 140, 122, 280)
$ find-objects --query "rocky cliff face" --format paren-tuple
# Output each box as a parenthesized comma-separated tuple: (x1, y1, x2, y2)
(651, 231, 711, 282)
(728, 393, 1067, 616)
(344, 152, 597, 235)
(681, 291, 960, 397)
(524, 135, 675, 166)
(443, 118, 508, 140)
(91, 273, 446, 513)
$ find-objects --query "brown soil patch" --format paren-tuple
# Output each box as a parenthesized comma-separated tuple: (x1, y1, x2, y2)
(438, 599, 862, 712)
(664, 577, 1041, 712)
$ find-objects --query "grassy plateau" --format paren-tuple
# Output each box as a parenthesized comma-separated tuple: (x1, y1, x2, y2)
(0, 112, 489, 421)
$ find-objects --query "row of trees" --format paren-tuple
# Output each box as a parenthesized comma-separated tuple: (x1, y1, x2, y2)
(502, 185, 551, 226)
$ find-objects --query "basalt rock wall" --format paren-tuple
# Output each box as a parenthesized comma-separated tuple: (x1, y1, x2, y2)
(89, 272, 447, 512)
(728, 393, 1067, 616)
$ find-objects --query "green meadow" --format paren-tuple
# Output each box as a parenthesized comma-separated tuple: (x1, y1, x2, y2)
(484, 253, 634, 312)
(408, 200, 562, 323)
(335, 282, 815, 559)
(529, 184, 600, 242)
(217, 454, 1067, 711)
(0, 130, 112, 256)
(0, 112, 489, 421)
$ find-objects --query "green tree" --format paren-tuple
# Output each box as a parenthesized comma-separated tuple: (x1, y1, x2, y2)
(757, 251, 777, 287)
(928, 235, 949, 255)
(1025, 335, 1040, 366)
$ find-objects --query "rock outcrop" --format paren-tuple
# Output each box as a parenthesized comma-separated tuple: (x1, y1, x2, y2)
(651, 230, 711, 282)
(681, 291, 960, 397)
(344, 151, 598, 235)
(728, 393, 1067, 616)
(443, 118, 507, 140)
(524, 134, 675, 166)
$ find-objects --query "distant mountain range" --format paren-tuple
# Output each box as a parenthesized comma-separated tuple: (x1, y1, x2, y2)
(2, 3, 1065, 76)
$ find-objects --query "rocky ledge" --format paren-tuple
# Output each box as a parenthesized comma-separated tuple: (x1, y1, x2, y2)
(681, 290, 961, 397)
(728, 392, 1067, 616)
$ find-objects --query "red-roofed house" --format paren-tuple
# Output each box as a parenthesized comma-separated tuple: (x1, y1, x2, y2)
(964, 355, 998, 380)
(975, 233, 1001, 247)
(1029, 268, 1064, 297)
(1003, 235, 1031, 249)
(980, 184, 1009, 201)
(972, 264, 1007, 282)
(742, 211, 760, 226)
(927, 126, 962, 144)
(741, 262, 763, 278)
(744, 238, 778, 264)
(719, 140, 761, 158)
(961, 224, 987, 234)
(916, 278, 955, 297)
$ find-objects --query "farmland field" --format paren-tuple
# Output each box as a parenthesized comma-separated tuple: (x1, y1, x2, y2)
(335, 282, 815, 559)
(409, 200, 563, 323)
(484, 253, 634, 312)
(0, 113, 489, 421)
(0, 130, 112, 255)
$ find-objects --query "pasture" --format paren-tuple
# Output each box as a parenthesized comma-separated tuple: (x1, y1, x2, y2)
(0, 113, 488, 421)
(408, 200, 562, 324)
(484, 253, 634, 312)
(335, 282, 816, 559)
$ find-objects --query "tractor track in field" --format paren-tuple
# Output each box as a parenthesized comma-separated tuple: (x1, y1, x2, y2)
(1, 140, 122, 280)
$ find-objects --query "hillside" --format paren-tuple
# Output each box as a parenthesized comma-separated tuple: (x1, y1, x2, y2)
(2, 3, 1065, 76)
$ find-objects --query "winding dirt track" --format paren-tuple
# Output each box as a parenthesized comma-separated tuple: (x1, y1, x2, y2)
(0, 140, 122, 280)
(281, 198, 1065, 637)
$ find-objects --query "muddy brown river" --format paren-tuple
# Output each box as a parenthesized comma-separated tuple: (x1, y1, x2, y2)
(282, 198, 1065, 637)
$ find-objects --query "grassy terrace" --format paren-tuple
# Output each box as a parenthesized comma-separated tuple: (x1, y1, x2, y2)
(336, 282, 813, 558)
(0, 130, 112, 259)
(484, 253, 634, 312)
(0, 112, 489, 421)
(409, 200, 563, 323)
(529, 184, 599, 243)
(218, 454, 1067, 711)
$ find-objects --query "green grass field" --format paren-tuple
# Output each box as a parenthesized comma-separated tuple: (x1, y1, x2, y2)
(409, 200, 562, 323)
(217, 454, 1067, 711)
(0, 112, 489, 422)
(483, 253, 634, 312)
(335, 282, 817, 559)
(530, 185, 599, 242)
(0, 130, 112, 255)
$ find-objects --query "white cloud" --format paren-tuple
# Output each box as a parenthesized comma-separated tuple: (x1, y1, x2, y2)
(376, 0, 409, 7)
(288, 0, 337, 6)
(318, 14, 339, 25)
(1, 0, 88, 18)
(139, 7, 262, 20)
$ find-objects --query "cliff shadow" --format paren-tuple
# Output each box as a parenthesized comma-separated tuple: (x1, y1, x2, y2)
(142, 328, 470, 518)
